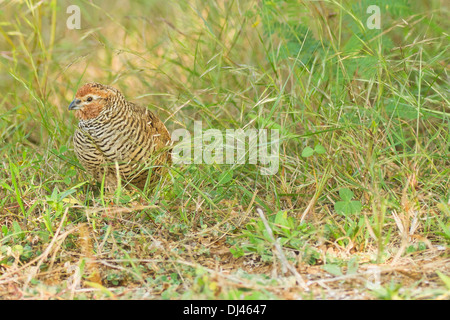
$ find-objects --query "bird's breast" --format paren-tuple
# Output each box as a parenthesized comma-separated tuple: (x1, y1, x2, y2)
(77, 115, 154, 165)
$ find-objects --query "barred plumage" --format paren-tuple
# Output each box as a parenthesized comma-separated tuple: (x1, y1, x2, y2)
(69, 82, 171, 190)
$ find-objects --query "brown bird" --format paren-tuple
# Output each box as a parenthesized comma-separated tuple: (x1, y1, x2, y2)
(68, 82, 171, 190)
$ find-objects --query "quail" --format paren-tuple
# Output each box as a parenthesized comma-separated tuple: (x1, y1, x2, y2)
(68, 82, 171, 190)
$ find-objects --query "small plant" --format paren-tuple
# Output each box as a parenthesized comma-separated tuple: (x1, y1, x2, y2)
(230, 211, 315, 264)
(322, 256, 359, 277)
(335, 188, 362, 216)
(370, 281, 405, 300)
(301, 144, 326, 158)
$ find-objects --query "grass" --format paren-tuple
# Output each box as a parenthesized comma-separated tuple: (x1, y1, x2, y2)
(0, 0, 449, 299)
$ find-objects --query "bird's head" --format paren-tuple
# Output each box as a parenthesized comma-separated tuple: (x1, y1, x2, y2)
(68, 82, 121, 120)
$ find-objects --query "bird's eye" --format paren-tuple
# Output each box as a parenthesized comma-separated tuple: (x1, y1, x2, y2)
(87, 96, 93, 102)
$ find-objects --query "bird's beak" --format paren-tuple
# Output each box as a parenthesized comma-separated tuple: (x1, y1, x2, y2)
(68, 99, 82, 110)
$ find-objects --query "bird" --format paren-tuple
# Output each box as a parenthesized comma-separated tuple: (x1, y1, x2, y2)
(68, 82, 172, 190)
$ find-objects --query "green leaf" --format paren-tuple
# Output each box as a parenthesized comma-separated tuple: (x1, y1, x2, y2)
(347, 257, 359, 275)
(1, 225, 8, 236)
(1, 182, 13, 192)
(314, 144, 326, 154)
(218, 170, 233, 184)
(230, 246, 245, 258)
(335, 188, 362, 215)
(348, 201, 362, 214)
(301, 146, 314, 158)
(12, 244, 24, 256)
(335, 200, 362, 215)
(339, 188, 354, 201)
(57, 188, 77, 202)
(274, 211, 290, 229)
(12, 221, 24, 240)
(323, 264, 343, 276)
(436, 271, 450, 290)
